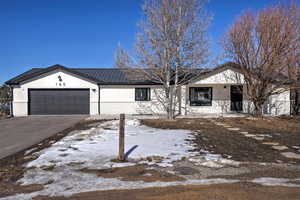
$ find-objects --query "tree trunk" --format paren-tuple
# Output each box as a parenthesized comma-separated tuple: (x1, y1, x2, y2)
(253, 101, 264, 117)
(177, 86, 182, 116)
(295, 90, 300, 115)
(291, 89, 300, 115)
(165, 87, 173, 119)
(168, 87, 174, 119)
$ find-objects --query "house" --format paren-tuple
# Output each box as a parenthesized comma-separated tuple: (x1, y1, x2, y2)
(5, 63, 291, 116)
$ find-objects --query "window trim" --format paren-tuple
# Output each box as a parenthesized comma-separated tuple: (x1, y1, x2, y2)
(135, 88, 151, 101)
(189, 87, 213, 106)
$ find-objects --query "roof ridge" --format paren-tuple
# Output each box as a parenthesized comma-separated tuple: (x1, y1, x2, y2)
(71, 68, 118, 70)
(31, 67, 210, 71)
(6, 63, 232, 85)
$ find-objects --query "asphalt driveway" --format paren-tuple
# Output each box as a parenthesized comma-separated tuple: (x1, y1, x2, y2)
(0, 116, 85, 159)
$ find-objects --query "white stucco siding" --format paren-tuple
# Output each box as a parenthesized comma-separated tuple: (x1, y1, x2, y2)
(100, 87, 135, 102)
(266, 90, 290, 116)
(12, 70, 99, 116)
(241, 89, 291, 116)
(99, 85, 165, 115)
(184, 84, 233, 114)
(194, 69, 245, 85)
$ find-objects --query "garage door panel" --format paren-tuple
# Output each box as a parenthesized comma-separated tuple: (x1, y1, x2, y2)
(29, 89, 90, 115)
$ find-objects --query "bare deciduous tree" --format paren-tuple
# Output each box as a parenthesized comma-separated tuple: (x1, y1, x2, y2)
(0, 85, 12, 115)
(222, 1, 300, 116)
(287, 40, 300, 115)
(115, 0, 211, 119)
(0, 85, 11, 105)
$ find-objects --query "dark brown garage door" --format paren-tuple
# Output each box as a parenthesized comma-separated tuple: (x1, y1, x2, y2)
(29, 89, 90, 115)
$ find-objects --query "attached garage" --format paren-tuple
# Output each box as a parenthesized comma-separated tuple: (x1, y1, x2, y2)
(6, 64, 161, 116)
(28, 89, 90, 115)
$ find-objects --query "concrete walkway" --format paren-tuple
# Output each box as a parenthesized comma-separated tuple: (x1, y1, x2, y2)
(0, 116, 85, 159)
(211, 119, 300, 160)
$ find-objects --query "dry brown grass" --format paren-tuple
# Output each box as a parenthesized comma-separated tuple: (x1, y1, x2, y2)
(141, 117, 300, 164)
(80, 165, 185, 182)
(32, 182, 300, 200)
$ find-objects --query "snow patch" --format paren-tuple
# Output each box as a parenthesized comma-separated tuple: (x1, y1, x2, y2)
(251, 177, 300, 187)
(189, 154, 240, 168)
(3, 173, 239, 200)
(26, 120, 196, 169)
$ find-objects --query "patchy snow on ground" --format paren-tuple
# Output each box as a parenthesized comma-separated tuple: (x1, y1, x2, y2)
(188, 154, 240, 168)
(251, 178, 300, 187)
(1, 120, 202, 199)
(26, 119, 196, 169)
(2, 119, 300, 200)
(292, 146, 300, 152)
(2, 175, 239, 200)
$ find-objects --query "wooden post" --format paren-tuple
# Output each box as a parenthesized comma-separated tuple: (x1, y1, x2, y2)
(118, 113, 125, 161)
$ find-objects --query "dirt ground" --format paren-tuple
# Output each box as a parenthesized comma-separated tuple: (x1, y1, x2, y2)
(220, 116, 300, 149)
(32, 182, 300, 200)
(141, 117, 300, 164)
(80, 164, 185, 182)
(208, 163, 300, 179)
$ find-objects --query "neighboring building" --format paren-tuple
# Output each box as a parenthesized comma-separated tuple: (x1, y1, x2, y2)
(5, 63, 291, 116)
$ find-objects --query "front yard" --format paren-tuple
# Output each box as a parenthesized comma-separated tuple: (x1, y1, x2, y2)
(0, 116, 300, 200)
(142, 117, 300, 164)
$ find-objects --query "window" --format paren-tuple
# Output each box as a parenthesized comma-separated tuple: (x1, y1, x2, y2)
(189, 87, 212, 106)
(135, 88, 151, 101)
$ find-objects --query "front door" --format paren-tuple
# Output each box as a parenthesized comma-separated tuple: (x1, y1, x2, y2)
(230, 85, 243, 112)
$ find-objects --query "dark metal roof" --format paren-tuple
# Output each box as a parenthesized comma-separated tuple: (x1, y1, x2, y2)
(5, 63, 236, 85)
(5, 65, 159, 85)
(5, 68, 43, 85)
(5, 65, 101, 85)
(71, 68, 157, 85)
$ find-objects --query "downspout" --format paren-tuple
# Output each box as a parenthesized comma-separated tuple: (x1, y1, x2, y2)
(98, 84, 100, 115)
(9, 85, 14, 117)
(290, 89, 292, 116)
